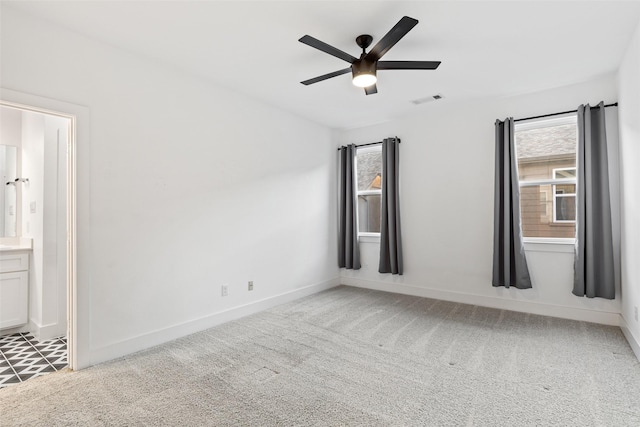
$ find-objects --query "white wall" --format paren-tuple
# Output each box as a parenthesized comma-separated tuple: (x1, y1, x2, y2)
(618, 20, 640, 357)
(42, 114, 69, 339)
(21, 111, 46, 331)
(1, 6, 338, 366)
(336, 75, 621, 324)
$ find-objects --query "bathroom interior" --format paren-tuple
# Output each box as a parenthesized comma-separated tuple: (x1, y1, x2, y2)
(0, 105, 69, 388)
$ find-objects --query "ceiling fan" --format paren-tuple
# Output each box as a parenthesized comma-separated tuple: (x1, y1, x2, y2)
(299, 16, 441, 95)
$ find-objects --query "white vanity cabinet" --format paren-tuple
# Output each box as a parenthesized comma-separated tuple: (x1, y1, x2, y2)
(0, 251, 30, 329)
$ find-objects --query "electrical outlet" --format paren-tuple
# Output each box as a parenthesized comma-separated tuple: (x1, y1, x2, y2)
(635, 306, 638, 322)
(248, 281, 254, 291)
(221, 284, 228, 297)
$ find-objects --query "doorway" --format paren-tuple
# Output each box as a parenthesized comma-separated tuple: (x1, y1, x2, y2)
(0, 95, 79, 385)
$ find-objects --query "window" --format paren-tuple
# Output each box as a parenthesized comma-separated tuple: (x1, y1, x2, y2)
(355, 145, 382, 236)
(552, 167, 576, 223)
(515, 115, 577, 240)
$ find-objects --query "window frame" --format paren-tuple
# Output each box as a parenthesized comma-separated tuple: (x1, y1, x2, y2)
(514, 114, 578, 244)
(551, 167, 577, 223)
(354, 144, 383, 240)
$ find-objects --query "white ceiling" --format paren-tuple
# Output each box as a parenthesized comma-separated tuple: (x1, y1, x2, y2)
(5, 1, 640, 129)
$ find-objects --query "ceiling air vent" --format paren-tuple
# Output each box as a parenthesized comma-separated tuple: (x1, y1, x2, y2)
(411, 94, 444, 105)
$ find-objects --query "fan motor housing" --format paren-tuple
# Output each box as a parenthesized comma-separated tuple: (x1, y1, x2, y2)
(352, 57, 377, 80)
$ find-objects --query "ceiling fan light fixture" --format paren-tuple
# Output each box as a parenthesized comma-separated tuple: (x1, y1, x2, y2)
(352, 73, 377, 87)
(352, 59, 377, 87)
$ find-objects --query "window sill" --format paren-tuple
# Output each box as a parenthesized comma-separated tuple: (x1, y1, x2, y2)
(523, 238, 575, 253)
(359, 234, 380, 244)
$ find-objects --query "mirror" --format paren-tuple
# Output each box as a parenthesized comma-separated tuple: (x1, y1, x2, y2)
(0, 144, 18, 237)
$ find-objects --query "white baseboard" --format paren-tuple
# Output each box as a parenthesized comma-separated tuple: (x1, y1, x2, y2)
(21, 320, 66, 342)
(341, 277, 621, 326)
(34, 322, 67, 342)
(87, 278, 340, 367)
(620, 315, 640, 362)
(0, 320, 66, 342)
(0, 324, 29, 336)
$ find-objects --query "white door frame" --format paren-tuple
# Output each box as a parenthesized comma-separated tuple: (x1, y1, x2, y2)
(1, 88, 89, 369)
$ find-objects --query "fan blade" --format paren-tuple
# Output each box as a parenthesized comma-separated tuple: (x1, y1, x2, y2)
(364, 84, 378, 95)
(366, 16, 418, 61)
(299, 35, 357, 63)
(301, 68, 352, 85)
(378, 61, 441, 70)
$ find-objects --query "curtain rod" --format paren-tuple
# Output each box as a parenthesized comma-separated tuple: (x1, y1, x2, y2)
(514, 102, 618, 123)
(337, 138, 401, 151)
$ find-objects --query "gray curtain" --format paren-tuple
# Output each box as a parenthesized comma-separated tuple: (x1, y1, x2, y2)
(379, 137, 403, 275)
(338, 144, 361, 270)
(492, 118, 532, 289)
(573, 103, 615, 299)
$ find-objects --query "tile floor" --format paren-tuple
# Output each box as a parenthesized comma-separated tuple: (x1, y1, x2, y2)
(0, 333, 67, 388)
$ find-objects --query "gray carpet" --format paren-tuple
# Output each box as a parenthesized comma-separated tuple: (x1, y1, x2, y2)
(1, 286, 639, 426)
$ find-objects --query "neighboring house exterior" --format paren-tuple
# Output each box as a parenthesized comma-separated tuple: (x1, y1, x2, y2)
(516, 123, 576, 239)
